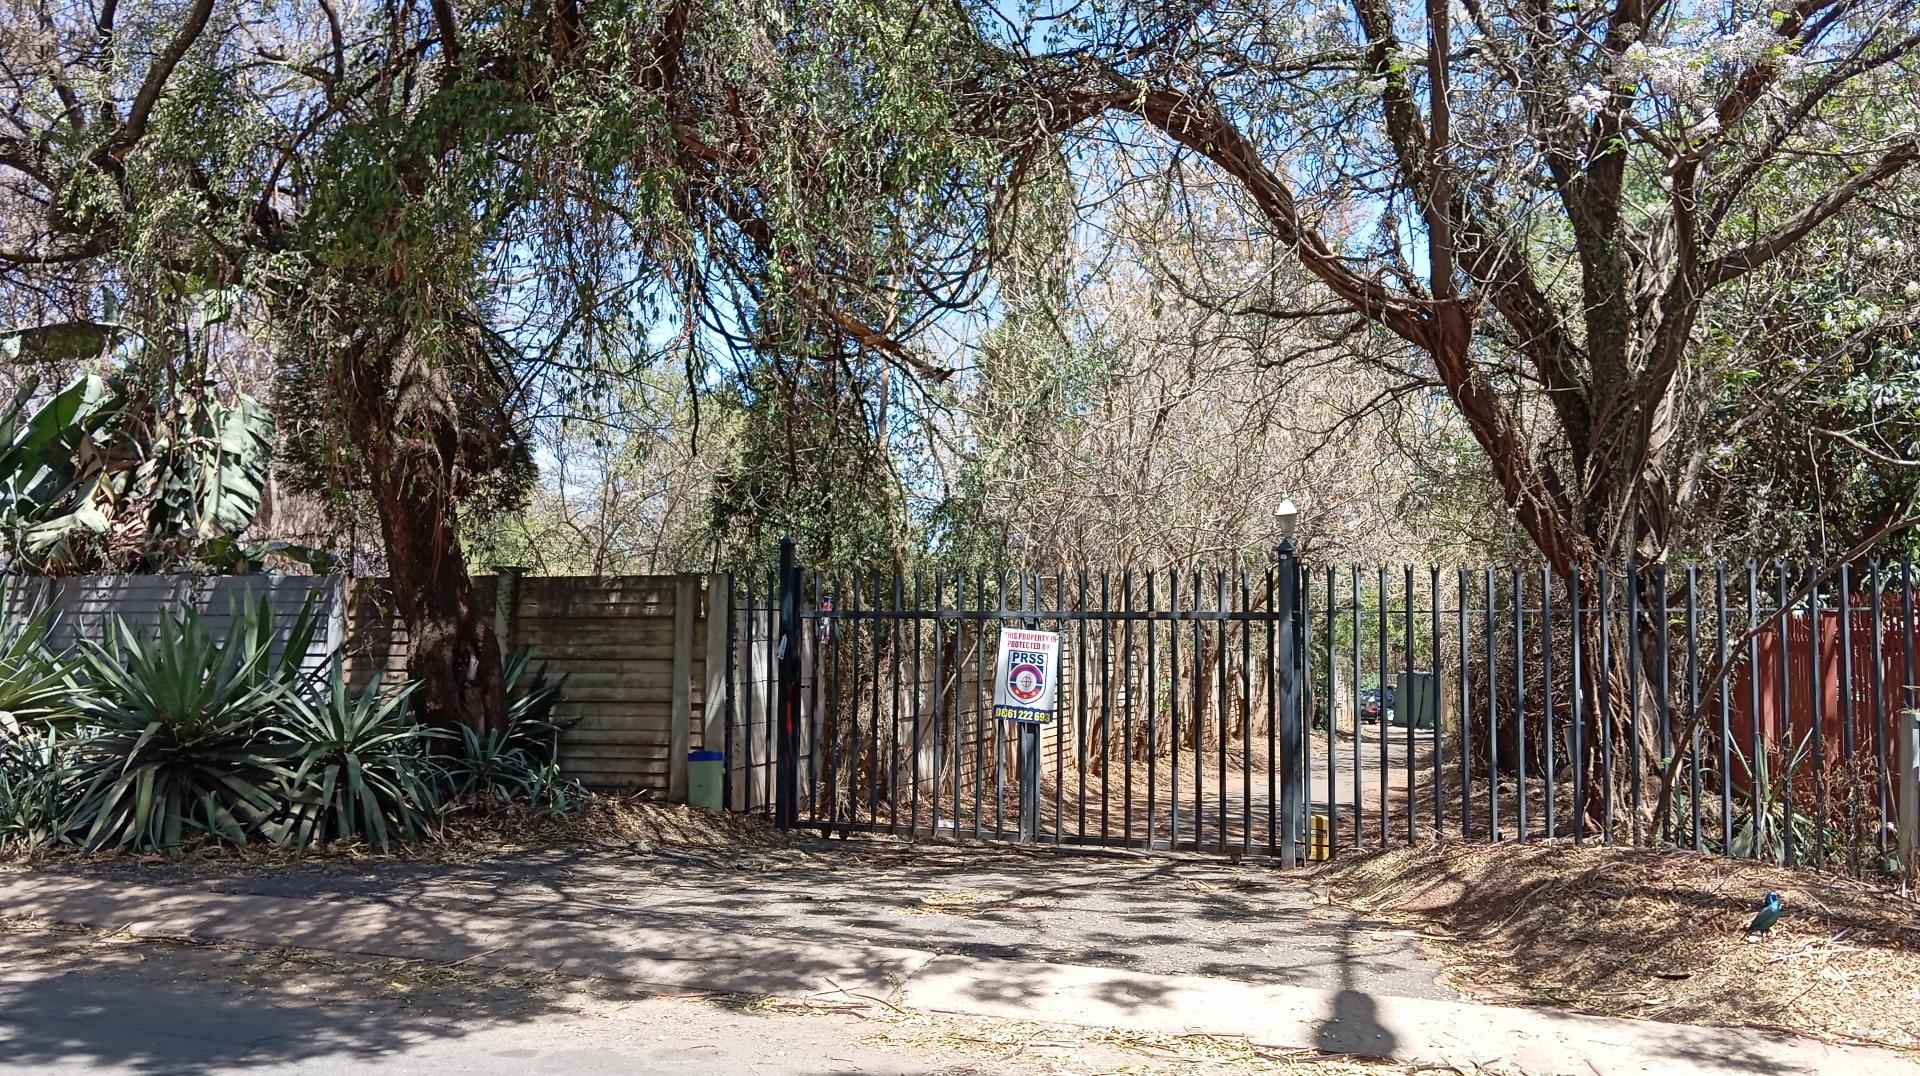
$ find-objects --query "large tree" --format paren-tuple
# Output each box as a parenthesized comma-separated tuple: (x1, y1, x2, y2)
(1, 0, 1020, 730)
(989, 0, 1920, 822)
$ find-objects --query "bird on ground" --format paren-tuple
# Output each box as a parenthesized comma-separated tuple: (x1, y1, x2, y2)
(1744, 891, 1783, 936)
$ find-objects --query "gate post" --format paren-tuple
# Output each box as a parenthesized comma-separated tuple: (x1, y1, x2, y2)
(1276, 528, 1304, 867)
(1900, 709, 1919, 889)
(775, 537, 801, 830)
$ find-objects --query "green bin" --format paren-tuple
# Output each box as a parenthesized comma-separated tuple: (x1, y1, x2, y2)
(688, 749, 725, 811)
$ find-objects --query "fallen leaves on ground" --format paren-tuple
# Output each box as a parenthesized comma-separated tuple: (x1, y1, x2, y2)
(1317, 840, 1920, 1052)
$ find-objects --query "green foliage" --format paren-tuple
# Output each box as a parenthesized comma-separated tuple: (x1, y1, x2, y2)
(0, 595, 79, 728)
(0, 370, 276, 575)
(271, 661, 446, 851)
(64, 603, 313, 850)
(445, 647, 579, 808)
(1726, 733, 1814, 865)
(0, 725, 83, 853)
(0, 583, 585, 854)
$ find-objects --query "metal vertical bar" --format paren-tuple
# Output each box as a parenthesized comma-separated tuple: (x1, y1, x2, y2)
(1430, 567, 1442, 839)
(1717, 566, 1733, 856)
(1100, 570, 1113, 843)
(869, 574, 883, 827)
(1457, 568, 1472, 839)
(775, 540, 800, 831)
(1542, 564, 1556, 839)
(846, 574, 860, 822)
(1244, 568, 1256, 853)
(1598, 565, 1614, 841)
(1570, 566, 1586, 844)
(1055, 572, 1067, 845)
(1628, 562, 1643, 844)
(743, 571, 758, 813)
(1902, 558, 1917, 714)
(1077, 568, 1090, 841)
(768, 569, 780, 815)
(974, 569, 987, 839)
(1808, 566, 1825, 869)
(823, 574, 840, 827)
(1839, 566, 1858, 872)
(1124, 569, 1137, 845)
(1904, 560, 1919, 869)
(931, 573, 944, 834)
(1352, 565, 1364, 848)
(1777, 563, 1794, 866)
(1149, 570, 1161, 850)
(950, 575, 965, 835)
(808, 570, 821, 821)
(724, 570, 739, 813)
(910, 572, 923, 835)
(1327, 567, 1338, 854)
(1196, 568, 1208, 849)
(1218, 570, 1231, 854)
(1657, 566, 1673, 844)
(1840, 566, 1856, 772)
(1404, 565, 1415, 845)
(1871, 562, 1889, 862)
(1686, 564, 1702, 851)
(1377, 566, 1389, 846)
(1485, 567, 1499, 841)
(1278, 552, 1301, 864)
(1169, 570, 1182, 848)
(995, 568, 1009, 838)
(1269, 567, 1280, 852)
(1746, 563, 1763, 859)
(1305, 568, 1320, 845)
(1514, 567, 1528, 840)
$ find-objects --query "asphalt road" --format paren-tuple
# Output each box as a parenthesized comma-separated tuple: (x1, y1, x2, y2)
(0, 922, 1328, 1076)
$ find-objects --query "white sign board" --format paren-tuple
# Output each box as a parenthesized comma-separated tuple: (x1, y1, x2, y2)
(993, 628, 1061, 724)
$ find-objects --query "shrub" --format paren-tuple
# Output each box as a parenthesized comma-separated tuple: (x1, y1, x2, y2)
(270, 658, 447, 851)
(0, 595, 79, 729)
(444, 647, 580, 808)
(65, 601, 312, 850)
(0, 723, 81, 852)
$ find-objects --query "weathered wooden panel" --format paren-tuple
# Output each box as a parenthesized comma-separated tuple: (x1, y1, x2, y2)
(341, 573, 716, 794)
(1, 574, 343, 674)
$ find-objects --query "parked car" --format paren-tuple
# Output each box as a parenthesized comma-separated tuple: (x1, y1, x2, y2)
(1359, 686, 1395, 723)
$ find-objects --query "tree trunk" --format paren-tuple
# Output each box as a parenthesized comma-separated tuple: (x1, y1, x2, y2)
(1577, 611, 1665, 843)
(369, 462, 508, 734)
(350, 339, 510, 736)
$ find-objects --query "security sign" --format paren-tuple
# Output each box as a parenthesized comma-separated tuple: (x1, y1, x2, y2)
(993, 628, 1060, 723)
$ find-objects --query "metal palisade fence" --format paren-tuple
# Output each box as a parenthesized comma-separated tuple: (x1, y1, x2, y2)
(731, 541, 1920, 877)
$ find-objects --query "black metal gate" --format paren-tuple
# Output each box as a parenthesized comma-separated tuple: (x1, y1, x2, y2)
(730, 539, 1920, 875)
(753, 538, 1313, 863)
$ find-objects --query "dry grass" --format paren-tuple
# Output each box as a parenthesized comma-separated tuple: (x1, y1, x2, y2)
(1317, 840, 1920, 1051)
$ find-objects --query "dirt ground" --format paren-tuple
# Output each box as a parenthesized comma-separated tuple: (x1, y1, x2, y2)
(1317, 840, 1920, 1053)
(0, 918, 1414, 1075)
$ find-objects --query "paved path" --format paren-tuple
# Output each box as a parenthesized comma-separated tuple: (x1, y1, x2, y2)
(3, 870, 1911, 1075)
(38, 839, 1449, 999)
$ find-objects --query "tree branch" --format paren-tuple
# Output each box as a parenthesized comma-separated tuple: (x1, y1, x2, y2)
(1701, 138, 1920, 288)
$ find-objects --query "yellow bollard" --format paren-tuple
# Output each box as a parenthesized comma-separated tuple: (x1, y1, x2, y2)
(1307, 813, 1331, 862)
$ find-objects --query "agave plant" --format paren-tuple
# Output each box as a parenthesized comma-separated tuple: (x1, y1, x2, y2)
(0, 593, 80, 730)
(502, 646, 570, 761)
(66, 602, 312, 850)
(0, 723, 81, 851)
(445, 647, 579, 807)
(1729, 731, 1821, 864)
(269, 659, 446, 850)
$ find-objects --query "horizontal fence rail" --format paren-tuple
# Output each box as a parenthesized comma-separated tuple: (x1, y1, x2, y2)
(733, 551, 1920, 877)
